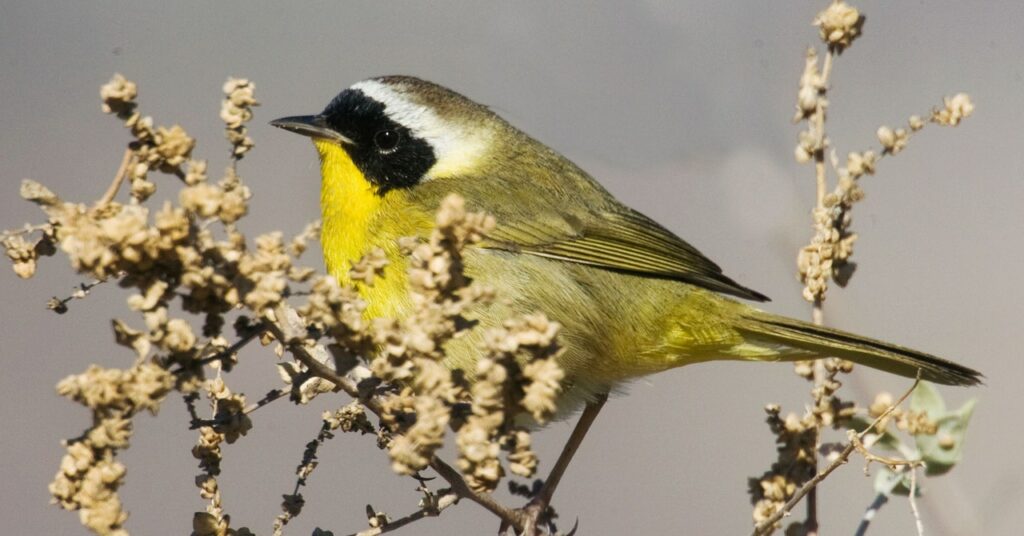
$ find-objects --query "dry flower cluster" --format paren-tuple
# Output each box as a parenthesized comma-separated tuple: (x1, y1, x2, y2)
(369, 198, 500, 476)
(752, 2, 977, 535)
(221, 79, 258, 159)
(866, 392, 938, 437)
(49, 362, 174, 536)
(749, 359, 856, 530)
(192, 379, 255, 536)
(5, 73, 567, 536)
(457, 313, 565, 492)
(795, 6, 975, 304)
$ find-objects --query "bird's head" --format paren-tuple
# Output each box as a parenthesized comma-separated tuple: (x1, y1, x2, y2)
(271, 76, 497, 193)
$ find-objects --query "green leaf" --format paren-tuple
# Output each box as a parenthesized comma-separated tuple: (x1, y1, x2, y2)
(909, 381, 947, 416)
(916, 398, 977, 476)
(874, 466, 920, 497)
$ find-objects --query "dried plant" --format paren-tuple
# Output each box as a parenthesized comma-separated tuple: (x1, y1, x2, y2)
(3, 3, 980, 536)
(5, 72, 569, 536)
(750, 2, 977, 535)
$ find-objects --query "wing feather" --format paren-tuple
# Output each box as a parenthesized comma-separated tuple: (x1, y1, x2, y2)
(485, 207, 769, 302)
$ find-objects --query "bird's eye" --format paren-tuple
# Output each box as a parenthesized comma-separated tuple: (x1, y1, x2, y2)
(373, 129, 401, 153)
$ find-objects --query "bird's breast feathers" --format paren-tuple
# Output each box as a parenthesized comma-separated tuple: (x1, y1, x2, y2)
(315, 139, 437, 319)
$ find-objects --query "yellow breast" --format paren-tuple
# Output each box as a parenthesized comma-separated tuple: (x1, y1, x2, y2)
(315, 139, 382, 282)
(314, 140, 431, 320)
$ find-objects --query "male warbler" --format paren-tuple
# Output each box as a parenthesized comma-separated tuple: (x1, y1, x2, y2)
(271, 76, 980, 418)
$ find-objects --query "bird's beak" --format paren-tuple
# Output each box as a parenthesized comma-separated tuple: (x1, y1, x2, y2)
(269, 115, 355, 145)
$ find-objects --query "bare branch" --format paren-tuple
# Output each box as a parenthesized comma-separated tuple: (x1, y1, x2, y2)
(98, 148, 134, 206)
(192, 323, 266, 369)
(429, 456, 525, 529)
(46, 279, 106, 314)
(349, 491, 459, 536)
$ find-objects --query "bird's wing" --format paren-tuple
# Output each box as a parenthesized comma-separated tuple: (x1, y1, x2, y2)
(484, 207, 770, 302)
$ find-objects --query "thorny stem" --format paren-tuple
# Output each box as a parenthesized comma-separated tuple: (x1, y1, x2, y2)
(752, 375, 921, 536)
(98, 148, 134, 206)
(349, 491, 459, 536)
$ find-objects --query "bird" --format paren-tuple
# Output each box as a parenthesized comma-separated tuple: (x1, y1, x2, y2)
(270, 75, 980, 514)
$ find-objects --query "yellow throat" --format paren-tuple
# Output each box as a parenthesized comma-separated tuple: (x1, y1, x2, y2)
(314, 139, 434, 320)
(314, 139, 383, 285)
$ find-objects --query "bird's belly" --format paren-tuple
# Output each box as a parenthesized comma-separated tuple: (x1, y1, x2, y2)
(444, 249, 702, 414)
(352, 246, 733, 420)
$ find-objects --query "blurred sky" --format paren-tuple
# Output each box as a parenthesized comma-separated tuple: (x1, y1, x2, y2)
(2, 1, 1022, 535)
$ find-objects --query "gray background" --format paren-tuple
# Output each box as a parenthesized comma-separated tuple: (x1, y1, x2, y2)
(2, 1, 1021, 534)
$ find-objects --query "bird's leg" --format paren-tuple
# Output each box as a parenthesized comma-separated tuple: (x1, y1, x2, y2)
(520, 392, 608, 533)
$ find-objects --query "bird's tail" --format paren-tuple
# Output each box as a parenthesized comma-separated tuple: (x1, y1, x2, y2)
(734, 311, 982, 386)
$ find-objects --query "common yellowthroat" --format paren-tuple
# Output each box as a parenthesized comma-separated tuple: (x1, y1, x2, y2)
(271, 76, 980, 418)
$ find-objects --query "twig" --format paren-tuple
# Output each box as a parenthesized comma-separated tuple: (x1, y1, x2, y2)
(854, 492, 890, 536)
(188, 388, 287, 429)
(274, 401, 367, 535)
(849, 434, 921, 468)
(349, 491, 459, 536)
(0, 223, 52, 242)
(183, 392, 203, 428)
(754, 445, 854, 535)
(170, 323, 266, 377)
(47, 279, 106, 314)
(429, 456, 525, 529)
(194, 324, 266, 368)
(244, 388, 288, 415)
(908, 467, 924, 536)
(753, 375, 921, 536)
(277, 332, 350, 391)
(98, 148, 134, 206)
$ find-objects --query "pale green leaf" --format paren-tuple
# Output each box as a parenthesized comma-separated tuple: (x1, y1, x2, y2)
(909, 381, 947, 416)
(916, 398, 977, 476)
